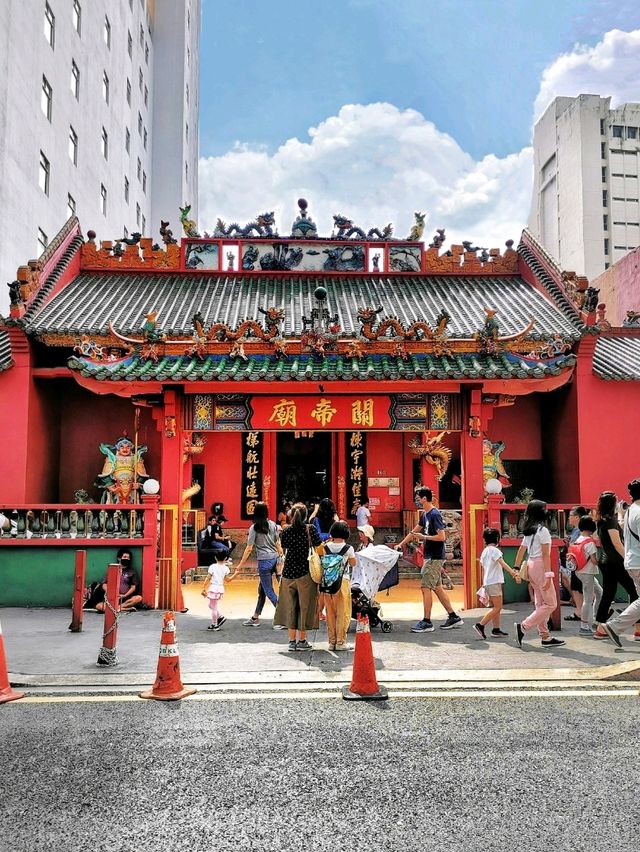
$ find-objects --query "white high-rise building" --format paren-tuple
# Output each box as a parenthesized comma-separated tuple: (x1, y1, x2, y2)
(528, 94, 640, 282)
(0, 0, 200, 317)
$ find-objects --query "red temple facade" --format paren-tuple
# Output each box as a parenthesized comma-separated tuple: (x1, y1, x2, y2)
(2, 202, 640, 608)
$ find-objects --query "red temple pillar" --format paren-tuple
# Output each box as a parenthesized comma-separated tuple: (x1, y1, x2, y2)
(154, 389, 184, 610)
(460, 389, 487, 609)
(1, 328, 33, 502)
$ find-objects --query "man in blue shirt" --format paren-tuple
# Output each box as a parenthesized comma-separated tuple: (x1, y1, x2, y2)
(396, 487, 463, 632)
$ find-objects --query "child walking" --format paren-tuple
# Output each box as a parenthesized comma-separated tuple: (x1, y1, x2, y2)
(321, 521, 357, 651)
(474, 528, 521, 639)
(567, 515, 602, 635)
(201, 551, 237, 630)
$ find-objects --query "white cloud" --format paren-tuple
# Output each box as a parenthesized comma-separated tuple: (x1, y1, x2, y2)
(534, 29, 640, 120)
(199, 102, 532, 250)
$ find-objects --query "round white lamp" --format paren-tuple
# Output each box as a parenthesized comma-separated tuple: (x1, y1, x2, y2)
(485, 477, 503, 495)
(143, 478, 160, 495)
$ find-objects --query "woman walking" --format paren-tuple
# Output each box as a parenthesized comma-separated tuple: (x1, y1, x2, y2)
(274, 503, 324, 651)
(513, 500, 565, 649)
(594, 491, 640, 639)
(235, 502, 285, 628)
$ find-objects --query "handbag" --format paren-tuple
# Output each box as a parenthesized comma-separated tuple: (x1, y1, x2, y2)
(518, 562, 529, 582)
(306, 525, 323, 583)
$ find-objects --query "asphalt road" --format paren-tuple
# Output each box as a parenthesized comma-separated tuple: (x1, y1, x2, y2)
(1, 691, 639, 852)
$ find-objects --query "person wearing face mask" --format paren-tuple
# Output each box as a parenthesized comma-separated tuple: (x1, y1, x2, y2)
(95, 548, 142, 613)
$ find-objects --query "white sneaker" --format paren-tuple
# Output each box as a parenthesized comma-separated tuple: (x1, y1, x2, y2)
(272, 623, 287, 630)
(242, 618, 260, 627)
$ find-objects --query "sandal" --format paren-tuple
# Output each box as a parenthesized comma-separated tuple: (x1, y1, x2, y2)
(563, 614, 581, 621)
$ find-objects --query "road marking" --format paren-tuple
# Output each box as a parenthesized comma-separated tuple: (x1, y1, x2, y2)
(7, 686, 640, 704)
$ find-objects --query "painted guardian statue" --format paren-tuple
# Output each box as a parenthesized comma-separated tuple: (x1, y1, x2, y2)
(96, 436, 149, 503)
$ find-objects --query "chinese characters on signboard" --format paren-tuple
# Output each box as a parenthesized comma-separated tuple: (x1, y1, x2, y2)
(241, 431, 263, 519)
(258, 396, 379, 430)
(346, 431, 368, 517)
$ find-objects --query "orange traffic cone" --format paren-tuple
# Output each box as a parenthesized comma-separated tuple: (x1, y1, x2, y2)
(0, 619, 25, 704)
(139, 611, 197, 701)
(342, 614, 388, 701)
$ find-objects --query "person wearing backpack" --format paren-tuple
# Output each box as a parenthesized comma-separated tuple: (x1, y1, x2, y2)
(513, 500, 565, 649)
(567, 516, 602, 636)
(320, 520, 357, 651)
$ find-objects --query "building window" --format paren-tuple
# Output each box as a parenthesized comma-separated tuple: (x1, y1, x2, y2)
(124, 226, 129, 238)
(602, 166, 607, 183)
(136, 203, 141, 227)
(185, 161, 189, 182)
(44, 2, 55, 48)
(137, 157, 142, 180)
(601, 142, 606, 159)
(143, 128, 147, 150)
(127, 30, 133, 58)
(187, 8, 191, 29)
(126, 79, 131, 106)
(142, 171, 147, 193)
(186, 83, 189, 105)
(69, 126, 78, 165)
(37, 228, 49, 254)
(67, 193, 76, 218)
(137, 112, 143, 135)
(144, 85, 148, 107)
(102, 72, 109, 104)
(139, 24, 144, 47)
(628, 127, 638, 140)
(41, 76, 52, 121)
(187, 47, 190, 67)
(145, 42, 149, 65)
(73, 0, 81, 34)
(104, 16, 111, 48)
(125, 127, 131, 153)
(139, 67, 143, 91)
(100, 184, 107, 216)
(39, 151, 50, 195)
(129, 0, 133, 9)
(602, 189, 608, 207)
(604, 238, 609, 255)
(612, 125, 623, 138)
(101, 127, 108, 160)
(600, 119, 606, 135)
(124, 176, 130, 203)
(141, 214, 146, 233)
(71, 60, 80, 99)
(603, 214, 608, 231)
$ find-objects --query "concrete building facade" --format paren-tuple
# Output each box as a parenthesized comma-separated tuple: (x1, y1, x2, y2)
(529, 94, 640, 282)
(0, 0, 200, 317)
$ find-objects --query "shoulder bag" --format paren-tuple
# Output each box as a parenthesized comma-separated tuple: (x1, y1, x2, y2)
(306, 524, 323, 583)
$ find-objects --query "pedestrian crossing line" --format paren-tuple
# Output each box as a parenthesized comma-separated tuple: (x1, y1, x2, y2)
(7, 686, 640, 704)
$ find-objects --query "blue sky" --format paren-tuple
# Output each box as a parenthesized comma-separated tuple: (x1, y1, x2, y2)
(198, 1, 640, 245)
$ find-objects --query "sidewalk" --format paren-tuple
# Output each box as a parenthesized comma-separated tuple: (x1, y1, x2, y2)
(3, 579, 640, 688)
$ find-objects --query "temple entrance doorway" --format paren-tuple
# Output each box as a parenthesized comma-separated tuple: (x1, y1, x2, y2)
(277, 432, 333, 508)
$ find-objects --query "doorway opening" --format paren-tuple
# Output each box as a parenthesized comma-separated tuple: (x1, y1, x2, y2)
(277, 432, 333, 508)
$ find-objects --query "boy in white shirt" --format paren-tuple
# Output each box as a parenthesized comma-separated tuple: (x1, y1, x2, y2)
(567, 516, 602, 635)
(474, 527, 521, 639)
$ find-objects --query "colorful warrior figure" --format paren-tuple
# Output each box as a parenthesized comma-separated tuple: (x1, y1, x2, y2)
(482, 439, 510, 490)
(96, 436, 149, 503)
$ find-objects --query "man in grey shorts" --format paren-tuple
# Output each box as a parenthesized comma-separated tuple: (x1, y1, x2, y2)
(396, 487, 463, 632)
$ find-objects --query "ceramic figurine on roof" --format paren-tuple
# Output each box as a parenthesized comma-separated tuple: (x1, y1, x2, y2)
(159, 220, 177, 245)
(179, 204, 200, 238)
(214, 212, 277, 238)
(582, 287, 600, 313)
(96, 435, 149, 504)
(623, 310, 640, 327)
(429, 229, 446, 249)
(407, 212, 426, 241)
(331, 214, 393, 241)
(290, 198, 318, 239)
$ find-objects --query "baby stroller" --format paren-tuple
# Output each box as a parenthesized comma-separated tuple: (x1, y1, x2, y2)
(351, 545, 400, 633)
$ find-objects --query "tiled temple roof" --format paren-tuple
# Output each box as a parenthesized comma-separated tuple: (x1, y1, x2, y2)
(0, 330, 12, 372)
(68, 351, 577, 383)
(593, 336, 640, 380)
(26, 272, 582, 340)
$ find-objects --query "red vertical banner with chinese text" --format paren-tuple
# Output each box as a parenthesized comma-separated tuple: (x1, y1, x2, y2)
(346, 432, 368, 518)
(241, 431, 263, 520)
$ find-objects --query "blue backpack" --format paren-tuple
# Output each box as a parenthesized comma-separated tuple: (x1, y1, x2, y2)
(313, 517, 332, 542)
(319, 544, 350, 594)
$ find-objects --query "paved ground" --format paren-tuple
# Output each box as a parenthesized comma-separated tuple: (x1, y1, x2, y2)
(3, 578, 639, 687)
(2, 691, 640, 851)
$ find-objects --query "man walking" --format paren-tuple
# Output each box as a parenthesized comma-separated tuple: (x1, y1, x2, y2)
(603, 478, 640, 648)
(396, 487, 463, 632)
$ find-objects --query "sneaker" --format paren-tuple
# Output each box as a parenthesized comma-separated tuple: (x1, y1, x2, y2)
(541, 637, 566, 648)
(272, 623, 287, 631)
(287, 640, 297, 651)
(295, 640, 313, 651)
(603, 623, 622, 648)
(491, 628, 508, 637)
(242, 617, 260, 627)
(440, 613, 463, 630)
(514, 622, 524, 648)
(216, 616, 227, 628)
(411, 619, 435, 633)
(207, 623, 220, 631)
(634, 633, 640, 642)
(328, 643, 336, 651)
(335, 643, 353, 652)
(579, 625, 594, 636)
(473, 623, 486, 639)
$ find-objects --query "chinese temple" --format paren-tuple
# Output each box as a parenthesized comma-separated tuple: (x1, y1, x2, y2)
(2, 199, 640, 607)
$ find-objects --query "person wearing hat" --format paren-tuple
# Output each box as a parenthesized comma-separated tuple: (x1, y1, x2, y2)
(199, 513, 236, 559)
(357, 524, 375, 549)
